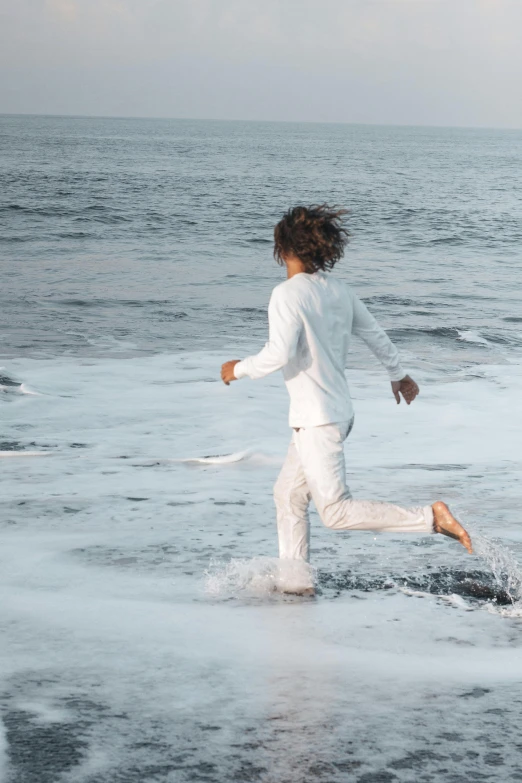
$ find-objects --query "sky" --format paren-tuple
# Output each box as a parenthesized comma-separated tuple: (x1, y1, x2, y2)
(1, 0, 522, 128)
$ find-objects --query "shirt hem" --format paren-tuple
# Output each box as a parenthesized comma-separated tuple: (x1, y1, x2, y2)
(288, 412, 355, 428)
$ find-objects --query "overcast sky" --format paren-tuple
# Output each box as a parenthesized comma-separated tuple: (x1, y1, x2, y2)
(1, 0, 521, 127)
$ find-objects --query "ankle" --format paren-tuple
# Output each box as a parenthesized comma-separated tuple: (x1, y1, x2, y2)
(432, 501, 444, 533)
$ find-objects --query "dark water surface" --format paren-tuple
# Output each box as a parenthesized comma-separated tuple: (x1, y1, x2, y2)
(1, 115, 521, 362)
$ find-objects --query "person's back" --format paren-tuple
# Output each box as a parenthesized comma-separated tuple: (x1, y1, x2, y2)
(221, 204, 472, 595)
(236, 268, 406, 428)
(264, 271, 354, 427)
(280, 270, 351, 384)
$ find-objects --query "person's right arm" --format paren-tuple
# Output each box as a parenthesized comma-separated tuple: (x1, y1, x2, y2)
(230, 286, 302, 381)
(351, 291, 419, 404)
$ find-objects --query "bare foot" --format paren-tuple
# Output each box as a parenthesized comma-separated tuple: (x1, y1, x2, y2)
(432, 501, 473, 554)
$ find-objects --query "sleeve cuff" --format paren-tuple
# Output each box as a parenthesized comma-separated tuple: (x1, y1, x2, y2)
(388, 365, 407, 382)
(233, 360, 249, 379)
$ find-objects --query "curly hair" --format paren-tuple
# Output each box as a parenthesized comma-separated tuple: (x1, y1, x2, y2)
(273, 204, 350, 273)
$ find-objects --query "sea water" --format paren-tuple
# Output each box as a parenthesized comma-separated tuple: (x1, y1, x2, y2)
(1, 115, 522, 782)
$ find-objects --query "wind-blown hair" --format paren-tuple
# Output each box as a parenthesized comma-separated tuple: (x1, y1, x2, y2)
(273, 205, 350, 273)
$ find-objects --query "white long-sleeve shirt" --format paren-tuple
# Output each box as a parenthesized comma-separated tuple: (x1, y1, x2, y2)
(234, 271, 406, 428)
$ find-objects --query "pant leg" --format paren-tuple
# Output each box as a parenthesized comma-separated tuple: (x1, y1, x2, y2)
(274, 434, 312, 560)
(273, 434, 315, 591)
(294, 420, 434, 534)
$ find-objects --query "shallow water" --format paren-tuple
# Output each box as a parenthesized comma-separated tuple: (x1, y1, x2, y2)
(1, 116, 522, 782)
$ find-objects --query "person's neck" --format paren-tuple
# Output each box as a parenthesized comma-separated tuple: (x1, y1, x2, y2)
(285, 254, 309, 279)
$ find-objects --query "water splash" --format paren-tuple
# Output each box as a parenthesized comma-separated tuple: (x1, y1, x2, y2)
(204, 556, 279, 597)
(204, 557, 316, 598)
(473, 533, 522, 615)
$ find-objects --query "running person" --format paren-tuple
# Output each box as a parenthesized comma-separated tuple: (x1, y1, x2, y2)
(221, 205, 472, 594)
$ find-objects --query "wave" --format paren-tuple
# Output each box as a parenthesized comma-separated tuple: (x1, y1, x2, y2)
(0, 372, 21, 388)
(55, 298, 180, 310)
(153, 310, 188, 321)
(177, 450, 251, 465)
(0, 451, 52, 458)
(56, 231, 94, 239)
(0, 369, 40, 397)
(387, 326, 463, 342)
(225, 307, 266, 322)
(366, 295, 417, 307)
(457, 330, 489, 345)
(1, 202, 132, 224)
(0, 439, 24, 451)
(387, 326, 518, 348)
(1, 203, 75, 217)
(19, 384, 41, 396)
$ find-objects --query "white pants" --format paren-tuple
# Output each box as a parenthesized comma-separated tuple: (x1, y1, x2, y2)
(274, 419, 434, 588)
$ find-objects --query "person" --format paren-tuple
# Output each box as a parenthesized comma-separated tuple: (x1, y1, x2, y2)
(221, 205, 472, 595)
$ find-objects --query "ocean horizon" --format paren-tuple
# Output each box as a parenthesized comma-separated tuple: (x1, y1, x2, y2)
(3, 111, 522, 133)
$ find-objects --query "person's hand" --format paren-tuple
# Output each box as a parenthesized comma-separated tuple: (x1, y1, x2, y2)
(221, 360, 240, 385)
(391, 375, 419, 405)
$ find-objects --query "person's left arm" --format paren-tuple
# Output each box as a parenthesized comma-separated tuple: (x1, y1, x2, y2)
(351, 289, 419, 405)
(221, 287, 302, 385)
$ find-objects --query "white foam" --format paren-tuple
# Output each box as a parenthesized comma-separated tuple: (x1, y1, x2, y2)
(399, 587, 473, 611)
(19, 383, 41, 395)
(0, 451, 52, 458)
(1, 349, 522, 779)
(14, 701, 72, 725)
(439, 593, 473, 610)
(399, 586, 432, 599)
(457, 329, 489, 345)
(176, 450, 251, 465)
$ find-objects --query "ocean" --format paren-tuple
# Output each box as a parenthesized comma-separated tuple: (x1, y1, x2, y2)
(1, 114, 522, 782)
